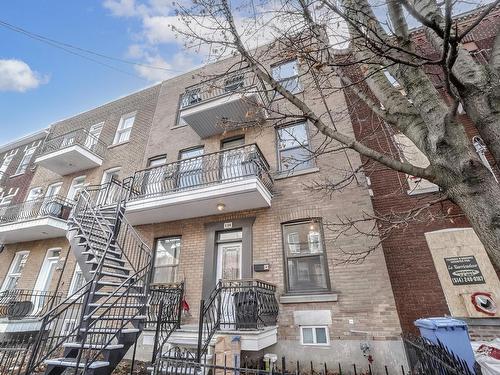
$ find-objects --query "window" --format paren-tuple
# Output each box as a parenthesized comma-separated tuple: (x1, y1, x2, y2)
(0, 188, 18, 206)
(393, 133, 438, 194)
(68, 264, 85, 297)
(224, 74, 244, 92)
(101, 167, 121, 184)
(15, 146, 36, 175)
(45, 182, 63, 198)
(0, 149, 17, 178)
(272, 60, 301, 94)
(383, 69, 399, 87)
(85, 122, 104, 150)
(277, 122, 313, 172)
(2, 251, 29, 291)
(61, 319, 77, 335)
(113, 112, 136, 144)
(153, 237, 181, 284)
(67, 176, 86, 201)
(282, 220, 329, 293)
(26, 187, 43, 202)
(181, 89, 201, 108)
(148, 155, 167, 168)
(300, 326, 329, 346)
(221, 136, 245, 150)
(178, 147, 204, 188)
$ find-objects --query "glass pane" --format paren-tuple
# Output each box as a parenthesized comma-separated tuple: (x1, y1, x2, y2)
(179, 148, 204, 188)
(12, 253, 29, 273)
(302, 328, 314, 344)
(278, 123, 308, 150)
(148, 156, 167, 167)
(279, 148, 313, 172)
(272, 60, 298, 80)
(315, 328, 327, 344)
(118, 128, 131, 143)
(221, 247, 241, 280)
(221, 137, 245, 150)
(153, 266, 178, 284)
(218, 230, 243, 241)
(283, 222, 323, 256)
(121, 115, 135, 129)
(155, 238, 181, 267)
(287, 256, 327, 292)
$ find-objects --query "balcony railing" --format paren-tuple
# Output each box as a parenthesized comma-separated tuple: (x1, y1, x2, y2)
(197, 279, 279, 360)
(0, 195, 73, 225)
(129, 144, 273, 200)
(38, 128, 107, 159)
(180, 67, 270, 110)
(0, 289, 61, 320)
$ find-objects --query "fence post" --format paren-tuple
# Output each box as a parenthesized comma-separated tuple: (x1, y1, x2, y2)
(196, 299, 205, 363)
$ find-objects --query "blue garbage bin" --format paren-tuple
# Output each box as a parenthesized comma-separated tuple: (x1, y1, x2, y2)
(414, 317, 475, 373)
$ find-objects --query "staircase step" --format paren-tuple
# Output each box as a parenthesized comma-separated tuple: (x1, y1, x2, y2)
(62, 342, 124, 350)
(44, 358, 109, 369)
(93, 291, 145, 298)
(88, 303, 143, 309)
(82, 248, 122, 259)
(86, 314, 147, 320)
(86, 260, 129, 272)
(95, 280, 140, 288)
(86, 255, 126, 266)
(90, 270, 130, 279)
(80, 328, 140, 334)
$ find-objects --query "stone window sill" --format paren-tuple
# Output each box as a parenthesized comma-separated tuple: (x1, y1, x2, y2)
(274, 167, 320, 180)
(280, 293, 338, 304)
(108, 141, 129, 149)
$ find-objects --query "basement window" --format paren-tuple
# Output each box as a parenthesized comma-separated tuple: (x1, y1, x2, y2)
(300, 326, 329, 346)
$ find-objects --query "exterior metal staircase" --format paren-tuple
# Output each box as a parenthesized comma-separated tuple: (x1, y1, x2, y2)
(24, 180, 156, 375)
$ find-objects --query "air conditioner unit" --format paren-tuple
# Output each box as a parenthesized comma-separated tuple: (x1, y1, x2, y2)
(461, 292, 498, 317)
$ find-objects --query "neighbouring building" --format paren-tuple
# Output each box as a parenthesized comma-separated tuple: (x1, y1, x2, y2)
(342, 5, 500, 341)
(0, 49, 406, 373)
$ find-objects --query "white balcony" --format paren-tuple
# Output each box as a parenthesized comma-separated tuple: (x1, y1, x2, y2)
(179, 68, 269, 139)
(125, 145, 273, 225)
(0, 196, 72, 244)
(35, 128, 106, 176)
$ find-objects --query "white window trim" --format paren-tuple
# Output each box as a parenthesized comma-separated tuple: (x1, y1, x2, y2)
(0, 187, 19, 206)
(45, 182, 63, 198)
(14, 145, 37, 175)
(68, 264, 85, 298)
(300, 325, 330, 346)
(1, 251, 30, 291)
(113, 112, 136, 145)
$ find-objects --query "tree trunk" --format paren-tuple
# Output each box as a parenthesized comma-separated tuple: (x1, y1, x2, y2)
(443, 159, 500, 268)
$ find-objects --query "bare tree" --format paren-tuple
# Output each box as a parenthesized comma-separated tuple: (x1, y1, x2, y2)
(172, 0, 500, 267)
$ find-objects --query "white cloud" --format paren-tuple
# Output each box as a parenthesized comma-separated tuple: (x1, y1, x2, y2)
(103, 0, 143, 17)
(0, 59, 48, 92)
(135, 52, 196, 81)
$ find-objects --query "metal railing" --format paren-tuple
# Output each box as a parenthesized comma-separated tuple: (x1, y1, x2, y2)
(196, 279, 279, 362)
(0, 333, 36, 375)
(0, 290, 61, 320)
(148, 283, 184, 369)
(0, 195, 73, 225)
(38, 128, 107, 159)
(129, 144, 273, 200)
(180, 67, 270, 110)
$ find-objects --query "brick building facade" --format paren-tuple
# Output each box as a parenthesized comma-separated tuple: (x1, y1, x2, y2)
(342, 6, 500, 340)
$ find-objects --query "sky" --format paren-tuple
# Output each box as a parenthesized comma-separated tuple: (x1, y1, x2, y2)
(0, 0, 200, 145)
(0, 0, 491, 145)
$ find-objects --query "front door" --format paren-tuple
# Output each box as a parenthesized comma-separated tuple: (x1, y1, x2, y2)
(33, 248, 60, 312)
(216, 238, 242, 329)
(220, 137, 245, 181)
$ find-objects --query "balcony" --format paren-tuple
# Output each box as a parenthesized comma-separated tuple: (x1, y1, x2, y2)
(35, 128, 106, 175)
(0, 196, 73, 244)
(179, 68, 269, 138)
(0, 289, 61, 332)
(125, 144, 273, 225)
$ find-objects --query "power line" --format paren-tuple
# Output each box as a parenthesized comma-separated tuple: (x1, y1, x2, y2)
(0, 19, 182, 79)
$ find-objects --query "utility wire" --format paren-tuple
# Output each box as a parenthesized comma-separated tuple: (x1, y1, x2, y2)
(0, 18, 182, 80)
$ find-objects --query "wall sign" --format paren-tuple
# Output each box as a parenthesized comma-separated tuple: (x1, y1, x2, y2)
(445, 256, 485, 285)
(223, 222, 233, 229)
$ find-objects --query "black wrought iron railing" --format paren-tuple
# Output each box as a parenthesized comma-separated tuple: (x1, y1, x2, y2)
(0, 289, 61, 320)
(38, 128, 107, 159)
(129, 144, 273, 200)
(0, 195, 73, 225)
(148, 283, 184, 368)
(0, 333, 36, 375)
(196, 279, 279, 362)
(180, 67, 270, 110)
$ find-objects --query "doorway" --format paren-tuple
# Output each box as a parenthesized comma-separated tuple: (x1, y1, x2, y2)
(33, 248, 60, 312)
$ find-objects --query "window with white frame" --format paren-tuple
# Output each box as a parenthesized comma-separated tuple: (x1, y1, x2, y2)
(84, 122, 104, 150)
(68, 264, 85, 297)
(15, 145, 37, 175)
(0, 188, 19, 207)
(1, 251, 29, 291)
(113, 112, 136, 144)
(153, 237, 181, 284)
(272, 60, 301, 94)
(393, 133, 438, 194)
(300, 326, 329, 346)
(0, 149, 17, 178)
(277, 122, 314, 172)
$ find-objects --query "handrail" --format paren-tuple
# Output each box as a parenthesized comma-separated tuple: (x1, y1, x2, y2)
(129, 143, 273, 201)
(196, 279, 279, 362)
(38, 127, 107, 159)
(0, 195, 73, 225)
(180, 67, 270, 109)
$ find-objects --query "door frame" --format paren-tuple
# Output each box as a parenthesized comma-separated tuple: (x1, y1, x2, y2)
(202, 217, 255, 299)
